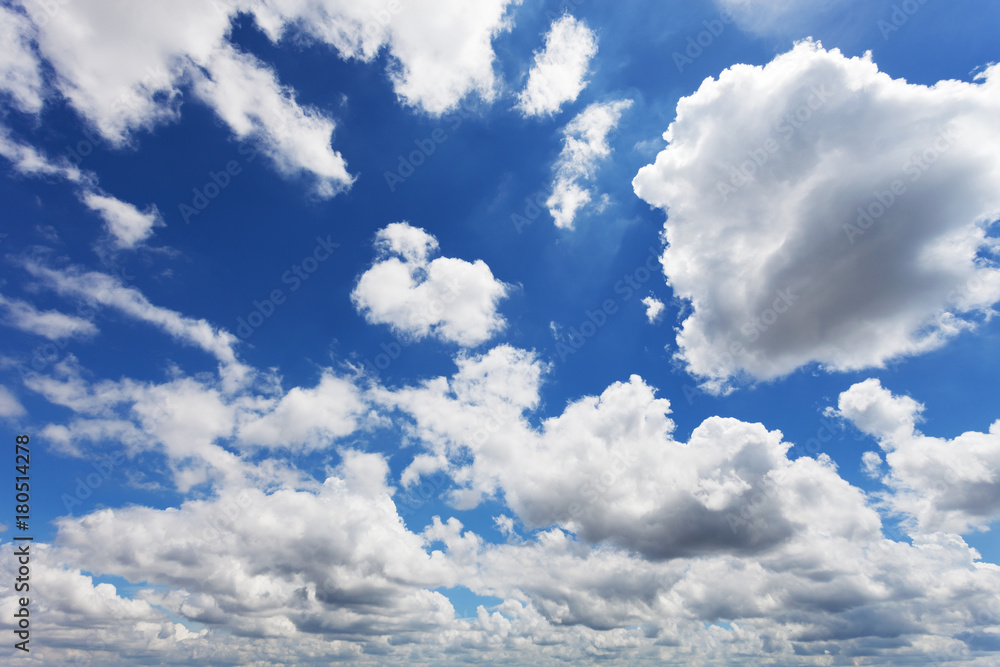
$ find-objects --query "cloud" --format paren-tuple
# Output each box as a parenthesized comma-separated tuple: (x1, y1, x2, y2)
(641, 294, 665, 323)
(81, 192, 163, 248)
(516, 15, 598, 117)
(548, 99, 632, 229)
(379, 345, 882, 560)
(252, 0, 519, 115)
(351, 222, 509, 347)
(0, 5, 44, 113)
(53, 452, 459, 639)
(237, 372, 370, 451)
(0, 127, 167, 248)
(8, 0, 520, 200)
(0, 293, 98, 340)
(375, 349, 1000, 659)
(23, 261, 250, 388)
(380, 0, 519, 114)
(633, 40, 1000, 392)
(714, 0, 851, 34)
(14, 340, 1000, 663)
(189, 42, 353, 198)
(0, 386, 26, 418)
(0, 125, 85, 183)
(835, 378, 1000, 534)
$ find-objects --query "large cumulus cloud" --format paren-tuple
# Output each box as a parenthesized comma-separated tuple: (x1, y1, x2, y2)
(633, 40, 1000, 392)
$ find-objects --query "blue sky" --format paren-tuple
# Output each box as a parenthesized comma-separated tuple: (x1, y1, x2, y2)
(1, 0, 1000, 664)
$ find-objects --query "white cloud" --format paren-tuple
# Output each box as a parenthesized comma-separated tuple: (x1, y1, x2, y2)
(19, 0, 352, 195)
(516, 15, 598, 117)
(0, 5, 44, 113)
(7, 0, 520, 201)
(15, 341, 1000, 663)
(381, 0, 519, 114)
(0, 386, 26, 418)
(0, 125, 85, 183)
(189, 42, 353, 198)
(0, 127, 167, 248)
(251, 0, 519, 115)
(24, 262, 250, 388)
(861, 449, 883, 479)
(836, 378, 1000, 534)
(379, 346, 882, 560)
(81, 192, 162, 248)
(714, 0, 851, 34)
(52, 452, 458, 639)
(548, 99, 632, 229)
(0, 293, 97, 340)
(641, 294, 665, 323)
(633, 41, 1000, 392)
(351, 222, 509, 347)
(237, 372, 370, 451)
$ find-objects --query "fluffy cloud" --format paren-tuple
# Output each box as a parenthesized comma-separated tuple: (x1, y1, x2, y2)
(379, 345, 883, 561)
(548, 99, 632, 228)
(633, 41, 1000, 392)
(190, 42, 353, 197)
(14, 339, 1000, 663)
(82, 192, 163, 248)
(374, 347, 1000, 660)
(516, 15, 598, 117)
(237, 372, 370, 451)
(7, 0, 520, 199)
(641, 294, 665, 323)
(836, 378, 1000, 534)
(0, 293, 98, 340)
(252, 0, 518, 115)
(53, 452, 458, 639)
(351, 222, 509, 347)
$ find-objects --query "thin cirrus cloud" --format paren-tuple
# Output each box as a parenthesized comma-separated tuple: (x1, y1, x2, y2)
(22, 261, 251, 388)
(0, 128, 163, 249)
(547, 99, 632, 229)
(634, 40, 1000, 393)
(516, 14, 598, 117)
(0, 293, 97, 341)
(351, 222, 510, 347)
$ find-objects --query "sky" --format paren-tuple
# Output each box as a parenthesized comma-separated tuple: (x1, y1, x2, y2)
(0, 0, 999, 664)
